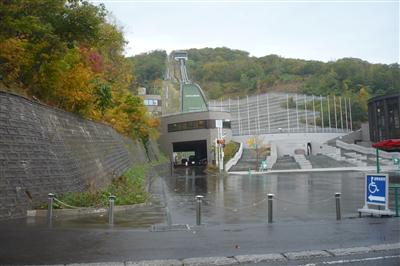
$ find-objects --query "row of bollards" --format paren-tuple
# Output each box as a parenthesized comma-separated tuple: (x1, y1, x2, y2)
(47, 193, 117, 225)
(196, 195, 204, 226)
(268, 194, 274, 223)
(47, 193, 54, 225)
(47, 192, 342, 227)
(335, 192, 341, 220)
(109, 195, 116, 225)
(194, 192, 342, 225)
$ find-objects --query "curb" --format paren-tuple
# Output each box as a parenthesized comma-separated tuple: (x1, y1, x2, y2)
(27, 203, 150, 218)
(28, 242, 400, 266)
(228, 166, 385, 175)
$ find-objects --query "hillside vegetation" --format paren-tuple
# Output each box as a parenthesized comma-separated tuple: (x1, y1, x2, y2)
(127, 50, 167, 95)
(186, 48, 399, 125)
(132, 47, 399, 126)
(0, 0, 159, 144)
(185, 47, 399, 98)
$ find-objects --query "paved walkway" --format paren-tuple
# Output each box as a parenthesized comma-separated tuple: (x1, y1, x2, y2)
(307, 154, 353, 168)
(230, 149, 259, 171)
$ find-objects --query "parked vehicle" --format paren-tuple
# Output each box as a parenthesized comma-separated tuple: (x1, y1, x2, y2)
(188, 155, 196, 165)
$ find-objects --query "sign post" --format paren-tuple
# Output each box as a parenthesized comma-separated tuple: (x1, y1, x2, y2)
(358, 173, 394, 216)
(215, 120, 223, 172)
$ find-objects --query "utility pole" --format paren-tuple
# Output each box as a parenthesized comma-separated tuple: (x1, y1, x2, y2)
(287, 94, 290, 133)
(256, 94, 260, 135)
(267, 94, 270, 133)
(344, 97, 348, 131)
(327, 96, 331, 130)
(304, 95, 308, 132)
(320, 95, 324, 132)
(247, 95, 250, 135)
(237, 97, 241, 136)
(334, 95, 337, 130)
(313, 95, 316, 132)
(349, 98, 353, 131)
(340, 97, 343, 130)
(296, 94, 299, 131)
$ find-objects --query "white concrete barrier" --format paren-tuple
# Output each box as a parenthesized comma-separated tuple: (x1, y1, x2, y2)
(225, 142, 243, 172)
(265, 143, 277, 170)
(336, 140, 400, 159)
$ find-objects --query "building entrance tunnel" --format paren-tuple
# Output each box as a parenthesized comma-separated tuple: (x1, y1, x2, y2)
(173, 140, 207, 166)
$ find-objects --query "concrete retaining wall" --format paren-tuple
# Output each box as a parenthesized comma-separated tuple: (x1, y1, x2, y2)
(0, 91, 158, 220)
(233, 132, 346, 156)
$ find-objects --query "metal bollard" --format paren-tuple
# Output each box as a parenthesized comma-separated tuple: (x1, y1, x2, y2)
(109, 195, 116, 225)
(196, 195, 204, 226)
(47, 193, 55, 224)
(267, 194, 274, 223)
(335, 192, 341, 220)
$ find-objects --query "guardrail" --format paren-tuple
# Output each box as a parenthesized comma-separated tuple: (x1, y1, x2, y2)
(225, 142, 243, 172)
(265, 143, 277, 170)
(336, 140, 400, 159)
(46, 193, 117, 226)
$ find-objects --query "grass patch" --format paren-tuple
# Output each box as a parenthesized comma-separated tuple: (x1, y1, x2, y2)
(53, 164, 151, 209)
(224, 141, 240, 163)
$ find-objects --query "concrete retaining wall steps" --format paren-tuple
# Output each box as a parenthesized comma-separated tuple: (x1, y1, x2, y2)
(0, 91, 159, 220)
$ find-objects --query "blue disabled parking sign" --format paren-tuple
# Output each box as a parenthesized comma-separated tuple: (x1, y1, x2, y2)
(365, 173, 388, 207)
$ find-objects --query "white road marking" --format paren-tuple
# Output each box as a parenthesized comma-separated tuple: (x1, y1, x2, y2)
(322, 254, 400, 264)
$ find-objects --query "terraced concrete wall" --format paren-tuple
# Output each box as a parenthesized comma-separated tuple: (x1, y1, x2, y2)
(0, 91, 158, 220)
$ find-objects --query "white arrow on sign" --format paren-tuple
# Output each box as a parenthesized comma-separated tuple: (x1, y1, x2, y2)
(368, 195, 385, 202)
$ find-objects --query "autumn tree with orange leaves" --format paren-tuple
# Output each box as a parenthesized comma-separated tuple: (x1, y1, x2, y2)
(0, 0, 159, 144)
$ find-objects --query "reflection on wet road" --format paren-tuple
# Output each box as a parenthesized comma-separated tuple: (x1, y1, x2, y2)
(32, 167, 399, 229)
(165, 167, 399, 225)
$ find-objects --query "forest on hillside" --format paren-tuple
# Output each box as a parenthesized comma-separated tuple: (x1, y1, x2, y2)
(0, 0, 159, 144)
(1, 0, 397, 132)
(127, 50, 166, 95)
(132, 47, 399, 126)
(185, 47, 399, 98)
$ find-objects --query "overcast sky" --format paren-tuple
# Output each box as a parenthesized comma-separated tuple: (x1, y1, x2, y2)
(92, 0, 399, 64)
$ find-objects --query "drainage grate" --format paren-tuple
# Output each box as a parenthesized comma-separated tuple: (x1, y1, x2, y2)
(150, 224, 190, 232)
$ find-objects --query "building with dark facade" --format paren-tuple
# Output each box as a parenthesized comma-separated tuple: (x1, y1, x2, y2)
(159, 111, 231, 165)
(368, 93, 400, 142)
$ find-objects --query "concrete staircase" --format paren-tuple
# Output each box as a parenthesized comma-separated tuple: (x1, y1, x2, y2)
(272, 156, 300, 170)
(293, 154, 312, 169)
(229, 149, 259, 171)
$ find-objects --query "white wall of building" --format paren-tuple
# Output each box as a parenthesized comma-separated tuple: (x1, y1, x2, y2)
(232, 132, 347, 156)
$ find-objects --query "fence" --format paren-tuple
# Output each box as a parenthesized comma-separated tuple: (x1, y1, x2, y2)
(208, 93, 353, 136)
(195, 192, 342, 225)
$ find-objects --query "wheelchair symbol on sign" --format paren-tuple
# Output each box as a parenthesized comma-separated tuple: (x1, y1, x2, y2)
(368, 177, 379, 194)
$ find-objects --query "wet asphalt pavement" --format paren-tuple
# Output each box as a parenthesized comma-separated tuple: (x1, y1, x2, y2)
(165, 167, 399, 225)
(0, 167, 399, 265)
(0, 217, 399, 265)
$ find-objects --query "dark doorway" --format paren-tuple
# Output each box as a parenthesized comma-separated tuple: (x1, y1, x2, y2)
(173, 140, 207, 166)
(307, 142, 312, 155)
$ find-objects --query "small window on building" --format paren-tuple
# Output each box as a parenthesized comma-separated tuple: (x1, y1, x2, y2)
(144, 99, 159, 106)
(223, 120, 231, 129)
